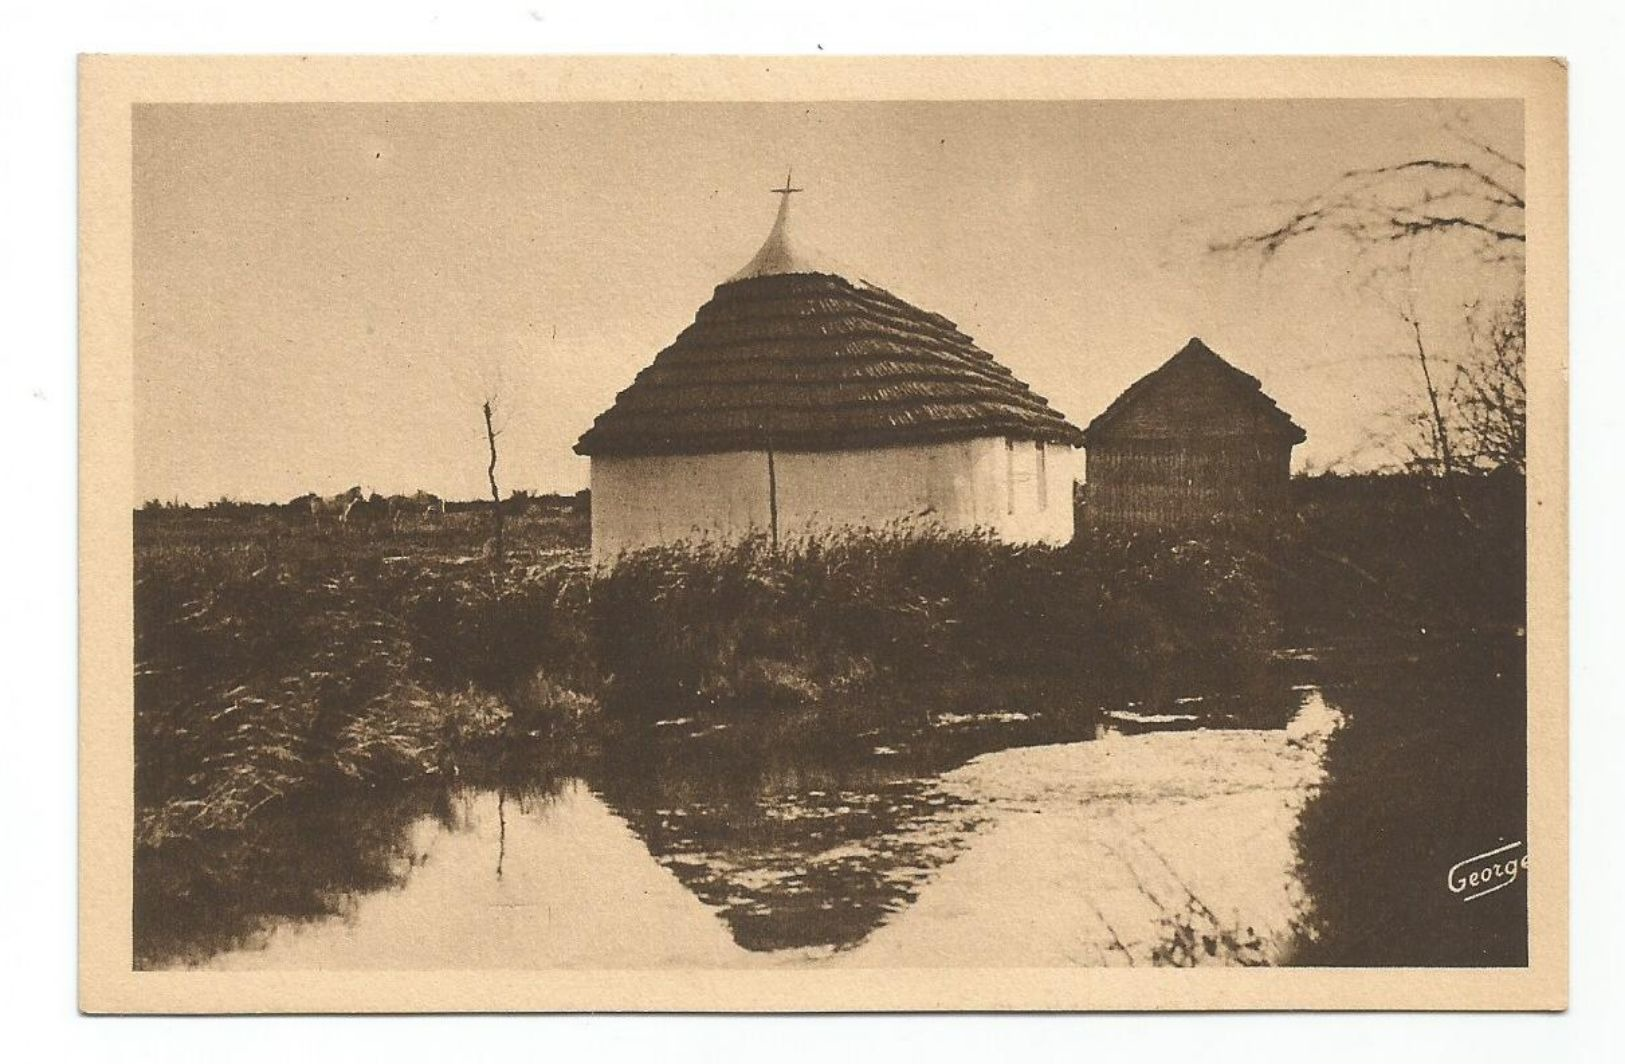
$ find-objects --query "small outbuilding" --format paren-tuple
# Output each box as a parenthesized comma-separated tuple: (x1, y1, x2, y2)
(574, 180, 1085, 564)
(1080, 338, 1306, 531)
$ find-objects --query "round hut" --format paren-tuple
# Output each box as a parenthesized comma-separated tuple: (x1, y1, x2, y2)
(574, 178, 1085, 564)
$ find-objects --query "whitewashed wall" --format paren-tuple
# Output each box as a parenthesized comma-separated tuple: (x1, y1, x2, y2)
(589, 437, 1077, 564)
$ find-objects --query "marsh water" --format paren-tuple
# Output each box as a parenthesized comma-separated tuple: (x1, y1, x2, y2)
(148, 639, 1529, 970)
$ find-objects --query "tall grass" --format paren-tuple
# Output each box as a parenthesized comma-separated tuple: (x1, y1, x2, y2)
(136, 550, 592, 824)
(590, 528, 1281, 713)
(136, 521, 1284, 855)
(133, 537, 598, 964)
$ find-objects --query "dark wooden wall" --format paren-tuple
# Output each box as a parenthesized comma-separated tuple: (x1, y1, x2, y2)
(1083, 437, 1293, 530)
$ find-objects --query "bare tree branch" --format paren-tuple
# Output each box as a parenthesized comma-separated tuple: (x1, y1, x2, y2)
(1444, 111, 1528, 176)
(1209, 156, 1525, 262)
(1210, 127, 1527, 478)
(1404, 312, 1457, 480)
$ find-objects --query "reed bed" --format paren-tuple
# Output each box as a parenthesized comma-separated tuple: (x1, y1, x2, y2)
(136, 518, 1281, 856)
(591, 527, 1281, 713)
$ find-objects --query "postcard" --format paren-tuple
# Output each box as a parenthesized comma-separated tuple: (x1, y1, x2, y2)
(79, 55, 1567, 1012)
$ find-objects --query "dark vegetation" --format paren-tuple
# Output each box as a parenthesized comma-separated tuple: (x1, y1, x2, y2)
(133, 470, 1525, 967)
(591, 527, 1280, 715)
(133, 506, 593, 965)
(1279, 471, 1525, 639)
(1290, 635, 1527, 966)
(1276, 472, 1527, 966)
(1203, 125, 1529, 965)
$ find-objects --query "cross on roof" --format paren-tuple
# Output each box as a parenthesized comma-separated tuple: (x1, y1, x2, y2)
(771, 169, 803, 198)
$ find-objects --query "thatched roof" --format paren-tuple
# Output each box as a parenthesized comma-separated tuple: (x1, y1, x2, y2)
(1082, 338, 1306, 445)
(575, 270, 1085, 457)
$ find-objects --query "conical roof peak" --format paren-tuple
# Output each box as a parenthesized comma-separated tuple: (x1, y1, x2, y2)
(1174, 336, 1220, 360)
(726, 170, 840, 282)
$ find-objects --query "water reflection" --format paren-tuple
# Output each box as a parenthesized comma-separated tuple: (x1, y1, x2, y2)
(156, 670, 1334, 970)
(204, 782, 785, 970)
(136, 785, 458, 968)
(586, 674, 1302, 953)
(591, 772, 985, 953)
(136, 777, 567, 970)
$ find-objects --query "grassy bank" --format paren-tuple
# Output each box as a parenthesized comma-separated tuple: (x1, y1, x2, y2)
(1236, 475, 1527, 965)
(132, 516, 597, 965)
(136, 521, 1283, 835)
(134, 517, 1282, 956)
(1289, 636, 1528, 965)
(592, 528, 1280, 713)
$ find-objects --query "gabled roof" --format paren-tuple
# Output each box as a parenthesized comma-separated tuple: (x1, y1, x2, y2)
(1081, 337, 1306, 445)
(576, 272, 1085, 457)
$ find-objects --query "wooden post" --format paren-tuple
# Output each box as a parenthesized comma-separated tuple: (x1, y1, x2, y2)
(765, 422, 780, 551)
(483, 399, 504, 563)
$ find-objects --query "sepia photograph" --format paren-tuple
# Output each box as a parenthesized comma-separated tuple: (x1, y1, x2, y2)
(75, 55, 1568, 1012)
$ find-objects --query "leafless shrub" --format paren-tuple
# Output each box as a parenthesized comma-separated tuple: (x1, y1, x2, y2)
(1212, 115, 1527, 477)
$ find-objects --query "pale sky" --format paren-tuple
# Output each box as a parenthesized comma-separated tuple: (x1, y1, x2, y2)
(133, 99, 1522, 504)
